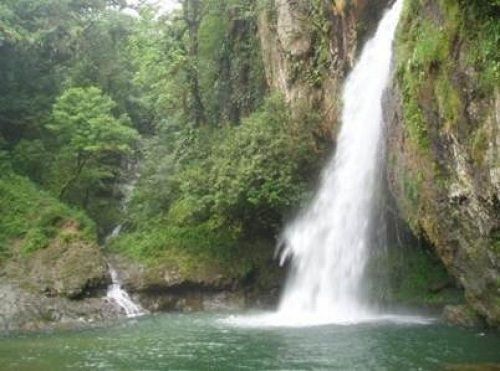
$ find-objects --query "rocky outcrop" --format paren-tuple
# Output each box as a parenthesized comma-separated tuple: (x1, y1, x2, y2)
(257, 0, 392, 132)
(0, 222, 120, 332)
(108, 253, 281, 313)
(386, 1, 499, 326)
(3, 230, 108, 299)
(0, 282, 120, 333)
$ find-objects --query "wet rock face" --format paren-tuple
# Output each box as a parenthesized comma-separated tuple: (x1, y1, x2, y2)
(274, 0, 312, 58)
(386, 2, 499, 326)
(387, 79, 499, 328)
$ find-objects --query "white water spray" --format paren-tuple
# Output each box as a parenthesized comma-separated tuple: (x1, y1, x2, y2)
(105, 168, 146, 318)
(106, 262, 145, 318)
(105, 224, 146, 318)
(274, 0, 404, 326)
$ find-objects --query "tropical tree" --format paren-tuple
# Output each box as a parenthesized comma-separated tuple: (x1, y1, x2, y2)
(47, 87, 138, 208)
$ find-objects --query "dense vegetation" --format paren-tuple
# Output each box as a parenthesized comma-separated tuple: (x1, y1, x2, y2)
(0, 167, 96, 258)
(0, 0, 326, 275)
(2, 0, 494, 316)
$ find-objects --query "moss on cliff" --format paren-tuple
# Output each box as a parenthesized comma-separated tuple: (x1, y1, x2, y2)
(377, 245, 462, 307)
(397, 0, 498, 149)
(389, 0, 500, 326)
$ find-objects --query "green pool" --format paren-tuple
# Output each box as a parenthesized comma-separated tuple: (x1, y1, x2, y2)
(0, 312, 499, 370)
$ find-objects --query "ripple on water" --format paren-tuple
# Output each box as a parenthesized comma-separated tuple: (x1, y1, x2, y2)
(1, 313, 499, 370)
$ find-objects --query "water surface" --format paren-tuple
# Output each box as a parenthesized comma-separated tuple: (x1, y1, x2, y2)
(1, 313, 499, 370)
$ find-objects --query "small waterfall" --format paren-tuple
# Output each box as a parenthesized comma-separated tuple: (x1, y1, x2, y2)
(105, 165, 146, 318)
(275, 0, 404, 325)
(106, 263, 145, 318)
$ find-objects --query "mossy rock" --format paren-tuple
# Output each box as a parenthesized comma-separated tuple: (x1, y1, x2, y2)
(442, 304, 485, 328)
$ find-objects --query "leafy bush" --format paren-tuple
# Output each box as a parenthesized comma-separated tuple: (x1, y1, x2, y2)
(208, 94, 320, 234)
(116, 94, 325, 261)
(0, 170, 96, 256)
(10, 139, 51, 183)
(45, 86, 139, 231)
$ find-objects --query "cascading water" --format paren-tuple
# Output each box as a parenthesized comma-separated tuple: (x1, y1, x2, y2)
(105, 166, 146, 318)
(105, 223, 146, 318)
(106, 263, 145, 318)
(272, 0, 404, 326)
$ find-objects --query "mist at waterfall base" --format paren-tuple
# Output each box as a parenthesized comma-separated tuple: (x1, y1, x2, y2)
(226, 0, 420, 327)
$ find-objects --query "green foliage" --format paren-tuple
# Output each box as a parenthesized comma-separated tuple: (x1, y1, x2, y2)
(109, 217, 267, 282)
(128, 0, 266, 130)
(111, 217, 238, 261)
(10, 139, 51, 183)
(434, 73, 462, 132)
(403, 171, 423, 218)
(459, 0, 500, 94)
(118, 94, 324, 262)
(209, 95, 319, 232)
(199, 0, 267, 124)
(0, 0, 320, 278)
(1, 0, 271, 246)
(46, 87, 138, 229)
(67, 10, 139, 117)
(0, 171, 95, 256)
(493, 232, 500, 255)
(307, 0, 334, 87)
(0, 0, 124, 143)
(396, 9, 446, 149)
(48, 87, 136, 155)
(127, 9, 180, 131)
(0, 0, 142, 237)
(397, 0, 499, 151)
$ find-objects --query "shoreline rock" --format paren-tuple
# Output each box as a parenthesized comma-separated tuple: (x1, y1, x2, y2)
(442, 304, 485, 328)
(0, 281, 121, 334)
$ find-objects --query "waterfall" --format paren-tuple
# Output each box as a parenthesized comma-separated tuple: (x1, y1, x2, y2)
(105, 224, 146, 318)
(106, 263, 145, 318)
(275, 0, 404, 326)
(105, 165, 146, 318)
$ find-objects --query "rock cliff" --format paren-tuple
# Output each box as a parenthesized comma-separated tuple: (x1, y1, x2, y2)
(386, 0, 499, 326)
(257, 0, 392, 132)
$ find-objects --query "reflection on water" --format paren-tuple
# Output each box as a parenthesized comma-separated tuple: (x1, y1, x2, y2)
(0, 312, 499, 370)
